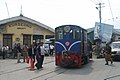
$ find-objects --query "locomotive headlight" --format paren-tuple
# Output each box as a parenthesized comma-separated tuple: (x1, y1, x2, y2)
(64, 26, 70, 32)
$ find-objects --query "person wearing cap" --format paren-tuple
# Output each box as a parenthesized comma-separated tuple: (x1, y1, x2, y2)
(104, 43, 113, 65)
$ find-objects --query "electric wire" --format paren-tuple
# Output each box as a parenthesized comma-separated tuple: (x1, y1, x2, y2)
(107, 0, 114, 21)
(90, 0, 98, 5)
(97, 0, 102, 3)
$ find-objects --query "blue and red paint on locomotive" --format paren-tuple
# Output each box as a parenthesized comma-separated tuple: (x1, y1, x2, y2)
(55, 25, 91, 67)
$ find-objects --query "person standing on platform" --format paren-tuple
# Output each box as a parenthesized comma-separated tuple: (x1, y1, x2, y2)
(17, 43, 22, 63)
(35, 42, 45, 69)
(6, 45, 9, 55)
(13, 43, 17, 59)
(104, 43, 113, 65)
(2, 45, 6, 59)
(49, 44, 54, 56)
(28, 44, 36, 70)
(23, 44, 28, 62)
(39, 42, 45, 68)
(35, 43, 41, 70)
(28, 44, 36, 63)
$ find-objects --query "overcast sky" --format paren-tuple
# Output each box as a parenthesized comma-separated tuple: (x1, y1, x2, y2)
(0, 0, 120, 29)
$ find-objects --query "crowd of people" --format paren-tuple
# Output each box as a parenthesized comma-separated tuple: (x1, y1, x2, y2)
(15, 42, 46, 70)
(1, 41, 113, 69)
(0, 42, 54, 70)
(1, 45, 9, 59)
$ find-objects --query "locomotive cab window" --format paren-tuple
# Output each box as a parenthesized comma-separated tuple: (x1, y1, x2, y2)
(70, 29, 73, 39)
(56, 29, 63, 40)
(70, 28, 80, 39)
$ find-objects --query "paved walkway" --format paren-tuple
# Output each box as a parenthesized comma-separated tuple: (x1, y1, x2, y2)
(0, 56, 55, 80)
(0, 57, 120, 80)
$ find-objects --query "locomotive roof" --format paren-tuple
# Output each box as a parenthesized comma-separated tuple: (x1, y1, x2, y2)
(55, 25, 86, 31)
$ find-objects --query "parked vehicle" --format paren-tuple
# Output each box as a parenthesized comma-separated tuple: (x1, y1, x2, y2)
(111, 41, 120, 61)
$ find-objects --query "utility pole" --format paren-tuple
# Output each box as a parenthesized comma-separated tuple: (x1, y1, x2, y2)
(96, 3, 104, 32)
(99, 3, 102, 29)
(95, 3, 104, 58)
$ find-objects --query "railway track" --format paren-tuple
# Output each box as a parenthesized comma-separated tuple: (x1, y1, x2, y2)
(30, 67, 67, 80)
(0, 60, 67, 80)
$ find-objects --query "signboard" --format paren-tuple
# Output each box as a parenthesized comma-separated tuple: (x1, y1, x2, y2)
(94, 22, 114, 43)
(94, 23, 101, 40)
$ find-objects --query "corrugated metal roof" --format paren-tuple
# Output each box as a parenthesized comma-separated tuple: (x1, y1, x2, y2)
(0, 15, 54, 33)
(113, 29, 120, 35)
(87, 27, 94, 33)
(87, 27, 120, 34)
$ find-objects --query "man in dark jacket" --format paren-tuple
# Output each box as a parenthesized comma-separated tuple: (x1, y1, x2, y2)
(23, 44, 28, 62)
(16, 43, 22, 63)
(104, 43, 113, 65)
(13, 43, 17, 59)
(2, 45, 6, 59)
(28, 44, 36, 63)
(35, 43, 41, 70)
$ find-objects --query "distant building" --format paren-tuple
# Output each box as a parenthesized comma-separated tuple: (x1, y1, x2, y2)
(87, 28, 120, 44)
(87, 28, 94, 43)
(0, 15, 54, 49)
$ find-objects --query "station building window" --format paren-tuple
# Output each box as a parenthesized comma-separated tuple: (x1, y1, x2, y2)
(23, 35, 31, 46)
(3, 34, 12, 49)
(45, 35, 54, 39)
(33, 35, 44, 43)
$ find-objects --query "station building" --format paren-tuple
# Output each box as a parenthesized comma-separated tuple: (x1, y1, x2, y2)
(0, 15, 54, 49)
